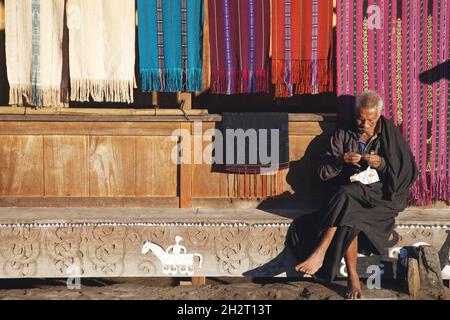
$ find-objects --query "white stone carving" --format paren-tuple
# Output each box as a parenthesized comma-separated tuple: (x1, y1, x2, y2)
(142, 236, 203, 276)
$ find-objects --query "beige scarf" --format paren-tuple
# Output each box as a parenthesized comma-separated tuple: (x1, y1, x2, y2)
(5, 0, 67, 107)
(67, 0, 136, 104)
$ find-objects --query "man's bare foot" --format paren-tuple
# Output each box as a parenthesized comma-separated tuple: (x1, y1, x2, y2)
(346, 276, 363, 300)
(295, 250, 325, 275)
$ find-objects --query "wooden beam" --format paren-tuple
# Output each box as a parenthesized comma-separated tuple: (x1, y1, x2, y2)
(179, 122, 192, 208)
(0, 107, 338, 122)
(0, 121, 181, 136)
(0, 106, 209, 117)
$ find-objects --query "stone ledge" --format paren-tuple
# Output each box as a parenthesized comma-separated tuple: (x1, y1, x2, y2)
(0, 207, 448, 279)
(0, 207, 448, 226)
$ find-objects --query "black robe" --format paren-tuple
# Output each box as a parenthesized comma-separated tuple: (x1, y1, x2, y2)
(286, 116, 419, 282)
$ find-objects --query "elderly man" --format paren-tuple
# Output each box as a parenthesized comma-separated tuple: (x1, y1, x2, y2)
(289, 91, 418, 299)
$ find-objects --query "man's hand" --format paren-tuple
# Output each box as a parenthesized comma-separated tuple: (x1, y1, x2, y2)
(342, 152, 362, 168)
(362, 154, 383, 168)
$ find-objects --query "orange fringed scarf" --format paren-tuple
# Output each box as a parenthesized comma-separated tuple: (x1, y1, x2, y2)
(271, 0, 334, 97)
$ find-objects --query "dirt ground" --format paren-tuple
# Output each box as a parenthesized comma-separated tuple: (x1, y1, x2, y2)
(0, 277, 449, 300)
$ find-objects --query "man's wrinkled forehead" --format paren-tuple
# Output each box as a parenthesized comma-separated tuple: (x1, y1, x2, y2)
(355, 107, 380, 119)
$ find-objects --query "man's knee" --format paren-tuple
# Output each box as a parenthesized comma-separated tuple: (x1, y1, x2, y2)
(334, 183, 364, 199)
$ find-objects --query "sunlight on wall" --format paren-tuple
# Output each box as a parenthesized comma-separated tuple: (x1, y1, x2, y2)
(0, 1, 4, 31)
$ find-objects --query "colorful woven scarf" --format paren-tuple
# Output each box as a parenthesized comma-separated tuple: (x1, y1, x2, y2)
(68, 0, 136, 103)
(5, 0, 68, 107)
(271, 0, 334, 97)
(137, 0, 204, 93)
(208, 0, 270, 94)
(336, 0, 450, 205)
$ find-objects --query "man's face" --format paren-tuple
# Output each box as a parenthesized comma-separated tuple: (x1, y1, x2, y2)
(355, 107, 380, 134)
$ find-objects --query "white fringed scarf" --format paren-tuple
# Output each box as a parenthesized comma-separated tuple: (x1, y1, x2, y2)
(67, 0, 136, 104)
(5, 0, 67, 107)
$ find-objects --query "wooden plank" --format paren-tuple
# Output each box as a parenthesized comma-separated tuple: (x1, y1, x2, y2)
(44, 136, 89, 196)
(0, 196, 179, 208)
(89, 136, 136, 196)
(0, 115, 220, 123)
(289, 122, 336, 136)
(0, 136, 44, 196)
(136, 136, 178, 196)
(192, 164, 225, 198)
(180, 123, 192, 208)
(0, 121, 180, 136)
(289, 136, 317, 161)
(191, 135, 228, 198)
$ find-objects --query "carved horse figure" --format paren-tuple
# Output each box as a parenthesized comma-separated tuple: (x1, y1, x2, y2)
(142, 241, 203, 276)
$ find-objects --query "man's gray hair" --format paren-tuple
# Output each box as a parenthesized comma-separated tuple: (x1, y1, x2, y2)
(355, 90, 384, 115)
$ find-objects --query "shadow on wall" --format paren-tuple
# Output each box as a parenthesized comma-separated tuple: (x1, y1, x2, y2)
(419, 60, 450, 84)
(257, 96, 356, 217)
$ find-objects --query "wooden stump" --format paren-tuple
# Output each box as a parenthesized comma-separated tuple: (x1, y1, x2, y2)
(407, 257, 420, 298)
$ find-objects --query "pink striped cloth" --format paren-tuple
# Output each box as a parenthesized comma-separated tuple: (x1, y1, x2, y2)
(336, 0, 450, 205)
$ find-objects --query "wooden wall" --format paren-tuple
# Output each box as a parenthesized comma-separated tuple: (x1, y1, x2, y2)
(0, 120, 181, 207)
(0, 0, 337, 208)
(0, 116, 335, 208)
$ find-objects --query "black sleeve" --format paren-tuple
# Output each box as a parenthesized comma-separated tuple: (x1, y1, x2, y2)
(318, 129, 346, 181)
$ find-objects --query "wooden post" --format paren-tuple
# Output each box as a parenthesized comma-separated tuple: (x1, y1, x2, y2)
(191, 277, 206, 286)
(179, 122, 192, 208)
(151, 92, 158, 108)
(179, 277, 206, 286)
(0, 1, 5, 31)
(178, 91, 193, 208)
(177, 93, 192, 111)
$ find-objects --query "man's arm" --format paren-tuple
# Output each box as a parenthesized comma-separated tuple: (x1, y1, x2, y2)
(318, 129, 347, 181)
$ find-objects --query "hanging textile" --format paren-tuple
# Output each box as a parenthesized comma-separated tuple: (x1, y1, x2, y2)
(336, 0, 450, 205)
(5, 0, 68, 107)
(221, 113, 289, 199)
(271, 0, 334, 97)
(208, 0, 270, 95)
(67, 0, 136, 103)
(137, 0, 204, 93)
